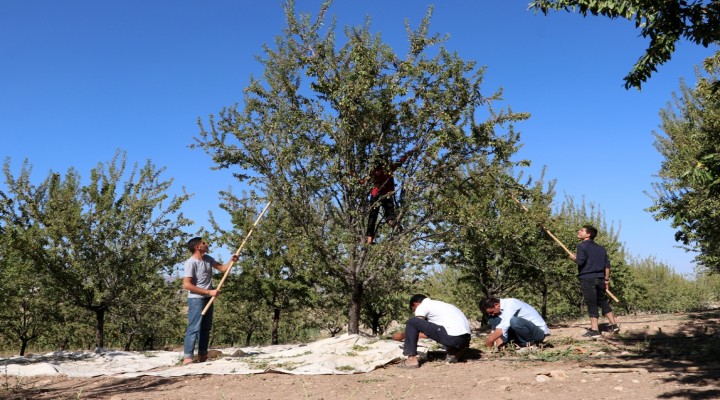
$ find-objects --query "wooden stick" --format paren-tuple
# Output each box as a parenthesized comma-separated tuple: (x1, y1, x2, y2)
(605, 288, 620, 303)
(581, 368, 648, 374)
(201, 200, 272, 315)
(510, 196, 621, 303)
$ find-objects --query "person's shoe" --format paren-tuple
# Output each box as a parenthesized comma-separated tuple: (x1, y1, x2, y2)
(198, 354, 208, 362)
(446, 354, 460, 363)
(582, 329, 601, 338)
(446, 345, 469, 363)
(608, 324, 620, 334)
(182, 358, 193, 365)
(398, 359, 420, 369)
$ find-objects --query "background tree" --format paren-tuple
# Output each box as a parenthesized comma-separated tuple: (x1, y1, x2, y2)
(439, 164, 556, 300)
(625, 255, 698, 313)
(530, 2, 720, 265)
(0, 191, 61, 355)
(2, 151, 191, 349)
(212, 194, 314, 345)
(307, 274, 348, 337)
(110, 275, 184, 351)
(649, 57, 720, 272)
(194, 1, 529, 333)
(529, 0, 720, 90)
(212, 281, 273, 346)
(360, 257, 415, 335)
(0, 242, 59, 355)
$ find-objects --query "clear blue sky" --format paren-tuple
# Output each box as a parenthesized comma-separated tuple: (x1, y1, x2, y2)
(2, 1, 717, 276)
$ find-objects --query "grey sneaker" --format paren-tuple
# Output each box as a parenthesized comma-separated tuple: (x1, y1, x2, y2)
(582, 329, 601, 338)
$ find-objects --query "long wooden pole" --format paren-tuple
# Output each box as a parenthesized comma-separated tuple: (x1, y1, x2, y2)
(201, 200, 272, 315)
(510, 196, 621, 303)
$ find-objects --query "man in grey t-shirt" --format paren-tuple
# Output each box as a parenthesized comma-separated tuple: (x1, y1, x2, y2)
(182, 237, 238, 365)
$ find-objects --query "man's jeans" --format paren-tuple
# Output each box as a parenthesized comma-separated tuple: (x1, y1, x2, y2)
(580, 277, 612, 318)
(488, 316, 546, 346)
(403, 317, 470, 356)
(184, 297, 213, 359)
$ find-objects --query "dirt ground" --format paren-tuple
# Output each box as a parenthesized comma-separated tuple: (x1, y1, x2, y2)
(3, 310, 720, 400)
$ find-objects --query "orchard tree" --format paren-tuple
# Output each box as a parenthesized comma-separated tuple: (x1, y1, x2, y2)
(0, 238, 59, 355)
(2, 151, 191, 349)
(529, 0, 720, 90)
(360, 255, 417, 335)
(212, 194, 314, 345)
(529, 1, 720, 271)
(111, 275, 184, 351)
(650, 56, 720, 271)
(626, 255, 697, 313)
(0, 191, 60, 355)
(194, 1, 529, 333)
(438, 163, 557, 301)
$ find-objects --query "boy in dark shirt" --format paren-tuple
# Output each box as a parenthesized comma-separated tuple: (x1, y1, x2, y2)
(570, 225, 620, 338)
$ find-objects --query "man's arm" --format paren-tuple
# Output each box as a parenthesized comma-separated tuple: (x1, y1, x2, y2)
(572, 244, 586, 265)
(183, 277, 220, 297)
(484, 328, 504, 348)
(214, 254, 239, 273)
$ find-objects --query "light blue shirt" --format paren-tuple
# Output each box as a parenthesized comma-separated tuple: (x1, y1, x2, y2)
(496, 298, 550, 337)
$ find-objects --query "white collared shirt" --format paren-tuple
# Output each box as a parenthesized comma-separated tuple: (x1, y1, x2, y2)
(415, 298, 471, 336)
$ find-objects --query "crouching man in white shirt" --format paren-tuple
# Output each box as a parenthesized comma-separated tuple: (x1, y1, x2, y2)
(393, 294, 472, 368)
(481, 297, 550, 350)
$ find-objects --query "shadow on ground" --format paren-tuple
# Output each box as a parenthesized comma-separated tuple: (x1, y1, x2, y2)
(3, 376, 179, 400)
(596, 309, 720, 400)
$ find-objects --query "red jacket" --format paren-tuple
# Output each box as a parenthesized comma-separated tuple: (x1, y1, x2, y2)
(369, 153, 410, 197)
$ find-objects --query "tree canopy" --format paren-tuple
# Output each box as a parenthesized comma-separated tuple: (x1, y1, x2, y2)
(194, 1, 529, 333)
(529, 0, 720, 89)
(1, 151, 191, 348)
(649, 54, 720, 272)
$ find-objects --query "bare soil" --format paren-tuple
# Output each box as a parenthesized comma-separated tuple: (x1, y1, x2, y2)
(3, 310, 720, 400)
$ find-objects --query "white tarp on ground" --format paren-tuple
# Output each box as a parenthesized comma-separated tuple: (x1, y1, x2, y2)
(0, 334, 415, 377)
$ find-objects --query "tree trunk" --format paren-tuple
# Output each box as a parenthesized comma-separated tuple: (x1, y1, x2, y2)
(541, 281, 548, 319)
(271, 308, 281, 345)
(245, 329, 254, 347)
(124, 332, 134, 351)
(95, 308, 105, 350)
(20, 339, 28, 356)
(347, 280, 363, 334)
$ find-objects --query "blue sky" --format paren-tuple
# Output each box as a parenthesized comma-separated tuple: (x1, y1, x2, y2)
(2, 1, 717, 276)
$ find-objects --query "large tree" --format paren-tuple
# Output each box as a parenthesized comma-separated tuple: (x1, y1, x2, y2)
(1, 151, 191, 349)
(529, 0, 720, 89)
(194, 1, 528, 333)
(649, 56, 720, 271)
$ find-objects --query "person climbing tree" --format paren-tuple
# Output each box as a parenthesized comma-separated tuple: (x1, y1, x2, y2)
(364, 148, 415, 244)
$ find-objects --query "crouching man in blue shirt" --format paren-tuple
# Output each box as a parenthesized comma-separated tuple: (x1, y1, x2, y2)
(480, 297, 550, 350)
